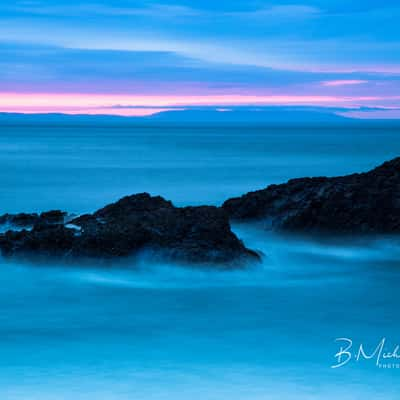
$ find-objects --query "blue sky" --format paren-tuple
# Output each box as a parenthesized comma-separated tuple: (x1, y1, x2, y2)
(1, 1, 400, 117)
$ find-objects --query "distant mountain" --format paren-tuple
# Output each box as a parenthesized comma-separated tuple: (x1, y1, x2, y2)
(0, 107, 389, 125)
(145, 107, 349, 123)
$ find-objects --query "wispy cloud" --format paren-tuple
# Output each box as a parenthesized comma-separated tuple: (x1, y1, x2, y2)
(230, 5, 321, 19)
(2, 15, 399, 77)
(14, 2, 201, 18)
(2, 2, 320, 19)
(2, 1, 400, 77)
(321, 80, 368, 87)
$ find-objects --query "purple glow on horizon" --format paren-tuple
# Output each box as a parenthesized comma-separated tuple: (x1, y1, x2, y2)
(2, 92, 400, 117)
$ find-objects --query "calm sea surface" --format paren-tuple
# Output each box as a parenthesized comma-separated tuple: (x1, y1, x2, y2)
(0, 123, 399, 399)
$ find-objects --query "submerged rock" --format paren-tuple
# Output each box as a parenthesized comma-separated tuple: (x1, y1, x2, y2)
(223, 157, 400, 234)
(0, 194, 259, 266)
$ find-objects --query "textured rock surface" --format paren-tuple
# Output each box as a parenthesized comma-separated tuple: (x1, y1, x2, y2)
(223, 157, 400, 233)
(0, 194, 258, 265)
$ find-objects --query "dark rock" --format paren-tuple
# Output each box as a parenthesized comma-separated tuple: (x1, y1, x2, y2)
(39, 210, 67, 225)
(0, 213, 39, 227)
(0, 225, 75, 257)
(0, 210, 68, 230)
(0, 193, 259, 266)
(223, 157, 400, 234)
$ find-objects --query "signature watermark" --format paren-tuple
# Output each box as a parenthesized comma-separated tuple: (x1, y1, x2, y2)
(332, 338, 400, 369)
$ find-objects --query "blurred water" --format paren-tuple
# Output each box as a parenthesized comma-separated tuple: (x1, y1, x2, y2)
(0, 123, 400, 399)
(1, 124, 400, 212)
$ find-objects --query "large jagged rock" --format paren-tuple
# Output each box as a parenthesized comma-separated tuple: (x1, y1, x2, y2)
(223, 157, 400, 233)
(0, 193, 259, 266)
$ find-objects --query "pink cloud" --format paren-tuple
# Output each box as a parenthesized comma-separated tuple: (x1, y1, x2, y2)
(321, 80, 368, 87)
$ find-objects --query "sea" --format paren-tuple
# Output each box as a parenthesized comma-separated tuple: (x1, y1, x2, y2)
(0, 122, 399, 399)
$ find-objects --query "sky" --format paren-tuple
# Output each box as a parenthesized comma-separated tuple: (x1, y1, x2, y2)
(1, 0, 400, 118)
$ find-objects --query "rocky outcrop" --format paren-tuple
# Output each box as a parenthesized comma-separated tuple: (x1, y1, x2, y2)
(3, 157, 398, 265)
(0, 194, 259, 266)
(223, 157, 400, 234)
